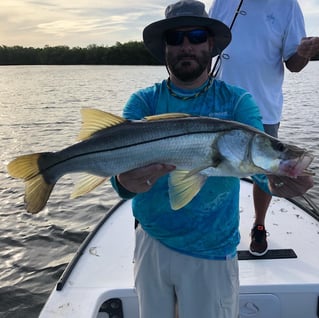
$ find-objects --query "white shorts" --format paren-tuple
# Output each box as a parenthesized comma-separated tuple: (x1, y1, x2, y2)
(134, 226, 239, 318)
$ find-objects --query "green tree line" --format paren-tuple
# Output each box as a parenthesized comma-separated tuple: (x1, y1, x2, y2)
(0, 41, 161, 65)
(1, 41, 318, 65)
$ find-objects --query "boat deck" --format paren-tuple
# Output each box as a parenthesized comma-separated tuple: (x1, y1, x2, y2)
(40, 179, 319, 318)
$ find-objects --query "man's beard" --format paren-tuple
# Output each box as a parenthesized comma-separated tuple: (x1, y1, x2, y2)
(166, 51, 211, 82)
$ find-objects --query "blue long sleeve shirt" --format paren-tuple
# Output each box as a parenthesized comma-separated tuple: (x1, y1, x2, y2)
(112, 78, 267, 259)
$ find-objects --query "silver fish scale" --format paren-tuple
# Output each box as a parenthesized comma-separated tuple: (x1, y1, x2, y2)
(38, 115, 314, 182)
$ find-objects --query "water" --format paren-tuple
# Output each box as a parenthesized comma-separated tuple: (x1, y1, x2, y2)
(0, 64, 318, 317)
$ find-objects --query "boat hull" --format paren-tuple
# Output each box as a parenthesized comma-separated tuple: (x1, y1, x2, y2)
(40, 179, 319, 318)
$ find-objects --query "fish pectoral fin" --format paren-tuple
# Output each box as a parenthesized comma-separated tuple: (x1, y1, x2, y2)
(71, 173, 109, 198)
(78, 108, 126, 140)
(168, 170, 207, 210)
(144, 113, 191, 121)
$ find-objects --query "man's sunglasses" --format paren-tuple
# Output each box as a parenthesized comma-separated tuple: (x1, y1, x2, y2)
(165, 29, 210, 46)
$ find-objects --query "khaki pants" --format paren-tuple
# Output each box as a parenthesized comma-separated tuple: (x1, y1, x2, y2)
(134, 226, 239, 318)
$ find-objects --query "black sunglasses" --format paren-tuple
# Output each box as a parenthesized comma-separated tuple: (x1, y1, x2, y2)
(165, 29, 210, 46)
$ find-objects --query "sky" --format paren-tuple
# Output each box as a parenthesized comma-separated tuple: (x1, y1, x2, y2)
(0, 0, 318, 48)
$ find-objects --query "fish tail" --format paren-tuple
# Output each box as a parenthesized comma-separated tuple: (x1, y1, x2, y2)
(7, 153, 55, 213)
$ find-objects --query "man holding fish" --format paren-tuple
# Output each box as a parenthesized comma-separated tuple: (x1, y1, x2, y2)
(7, 0, 314, 317)
(111, 1, 313, 317)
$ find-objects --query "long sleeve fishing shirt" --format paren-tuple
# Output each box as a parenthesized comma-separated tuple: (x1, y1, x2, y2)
(112, 78, 267, 259)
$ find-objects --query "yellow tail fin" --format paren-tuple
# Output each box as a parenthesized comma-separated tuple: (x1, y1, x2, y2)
(7, 154, 54, 214)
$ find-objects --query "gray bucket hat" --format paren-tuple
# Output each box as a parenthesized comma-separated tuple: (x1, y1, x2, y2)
(143, 0, 231, 63)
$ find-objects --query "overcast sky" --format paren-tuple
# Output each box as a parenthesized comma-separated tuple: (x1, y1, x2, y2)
(1, 0, 318, 48)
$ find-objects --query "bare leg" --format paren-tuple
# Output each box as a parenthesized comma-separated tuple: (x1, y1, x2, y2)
(253, 183, 272, 225)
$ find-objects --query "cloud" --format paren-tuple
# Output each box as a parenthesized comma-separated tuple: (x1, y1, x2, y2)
(2, 1, 170, 47)
(0, 0, 318, 48)
(297, 0, 319, 35)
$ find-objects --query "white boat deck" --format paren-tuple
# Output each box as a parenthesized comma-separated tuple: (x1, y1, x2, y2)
(40, 179, 319, 318)
(239, 181, 319, 286)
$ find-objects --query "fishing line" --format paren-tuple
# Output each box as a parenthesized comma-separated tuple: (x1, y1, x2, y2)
(211, 0, 245, 78)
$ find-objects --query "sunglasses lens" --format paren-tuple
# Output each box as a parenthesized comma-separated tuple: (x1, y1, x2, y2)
(165, 29, 209, 46)
(188, 29, 208, 44)
(165, 31, 184, 46)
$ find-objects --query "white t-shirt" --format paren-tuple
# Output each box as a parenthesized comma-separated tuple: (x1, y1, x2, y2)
(209, 0, 306, 124)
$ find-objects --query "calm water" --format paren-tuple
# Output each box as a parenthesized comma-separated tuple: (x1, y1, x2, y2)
(0, 64, 318, 317)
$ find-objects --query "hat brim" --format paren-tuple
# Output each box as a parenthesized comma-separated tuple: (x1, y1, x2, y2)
(143, 16, 231, 63)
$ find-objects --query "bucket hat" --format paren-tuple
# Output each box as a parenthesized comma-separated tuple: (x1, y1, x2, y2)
(143, 0, 231, 63)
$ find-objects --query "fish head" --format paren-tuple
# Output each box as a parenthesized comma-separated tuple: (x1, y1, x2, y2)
(251, 134, 314, 177)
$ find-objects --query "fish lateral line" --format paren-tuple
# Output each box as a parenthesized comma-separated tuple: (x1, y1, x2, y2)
(36, 129, 224, 173)
(8, 128, 221, 184)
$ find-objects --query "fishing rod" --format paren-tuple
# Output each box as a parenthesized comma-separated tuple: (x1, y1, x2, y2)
(211, 0, 244, 77)
(301, 193, 319, 219)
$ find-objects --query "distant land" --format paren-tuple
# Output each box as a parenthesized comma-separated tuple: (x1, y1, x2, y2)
(0, 42, 160, 66)
(0, 41, 318, 65)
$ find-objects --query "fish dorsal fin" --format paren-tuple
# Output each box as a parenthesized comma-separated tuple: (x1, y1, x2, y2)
(78, 108, 126, 140)
(144, 113, 191, 121)
(168, 170, 207, 210)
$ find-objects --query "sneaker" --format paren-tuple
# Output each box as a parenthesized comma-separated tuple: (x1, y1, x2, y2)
(249, 224, 268, 256)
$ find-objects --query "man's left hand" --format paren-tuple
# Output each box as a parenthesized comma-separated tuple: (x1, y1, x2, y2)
(268, 175, 314, 198)
(297, 37, 319, 59)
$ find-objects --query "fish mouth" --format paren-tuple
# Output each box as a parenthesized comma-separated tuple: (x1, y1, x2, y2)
(279, 152, 315, 177)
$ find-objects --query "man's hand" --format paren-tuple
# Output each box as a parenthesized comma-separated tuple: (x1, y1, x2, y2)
(268, 175, 314, 198)
(297, 37, 319, 59)
(117, 163, 176, 193)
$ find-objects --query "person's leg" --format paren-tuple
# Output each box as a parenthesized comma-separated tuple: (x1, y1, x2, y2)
(250, 123, 280, 256)
(134, 226, 175, 318)
(250, 184, 271, 255)
(173, 254, 239, 318)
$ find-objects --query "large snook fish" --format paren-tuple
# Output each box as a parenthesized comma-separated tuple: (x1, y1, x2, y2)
(7, 108, 314, 213)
